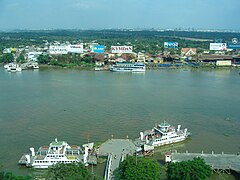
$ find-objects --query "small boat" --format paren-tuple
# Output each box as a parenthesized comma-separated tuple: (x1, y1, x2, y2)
(4, 62, 15, 69)
(6, 64, 22, 72)
(139, 121, 190, 147)
(27, 62, 39, 69)
(94, 67, 102, 71)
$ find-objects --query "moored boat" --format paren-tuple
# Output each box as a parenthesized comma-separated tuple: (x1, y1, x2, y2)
(18, 138, 93, 168)
(4, 63, 15, 69)
(110, 62, 145, 72)
(6, 64, 22, 72)
(139, 122, 190, 147)
(27, 62, 39, 69)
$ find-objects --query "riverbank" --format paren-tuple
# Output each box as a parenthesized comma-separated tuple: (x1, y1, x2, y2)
(39, 63, 240, 71)
(38, 64, 95, 70)
(1, 62, 239, 71)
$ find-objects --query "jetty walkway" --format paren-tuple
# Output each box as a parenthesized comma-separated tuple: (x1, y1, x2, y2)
(169, 151, 240, 174)
(98, 139, 137, 179)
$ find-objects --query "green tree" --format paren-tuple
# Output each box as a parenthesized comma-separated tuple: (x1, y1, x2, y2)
(46, 162, 95, 180)
(116, 156, 161, 180)
(82, 55, 92, 63)
(37, 54, 51, 64)
(0, 171, 31, 180)
(167, 157, 212, 180)
(0, 53, 14, 63)
(16, 53, 25, 63)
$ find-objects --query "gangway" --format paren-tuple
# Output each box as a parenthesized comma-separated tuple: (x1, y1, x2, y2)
(104, 154, 112, 180)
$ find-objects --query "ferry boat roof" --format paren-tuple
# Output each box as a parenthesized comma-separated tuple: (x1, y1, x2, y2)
(115, 62, 145, 65)
(159, 122, 171, 127)
(50, 140, 67, 147)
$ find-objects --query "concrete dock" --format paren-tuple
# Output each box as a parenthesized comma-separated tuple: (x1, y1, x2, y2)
(98, 139, 137, 179)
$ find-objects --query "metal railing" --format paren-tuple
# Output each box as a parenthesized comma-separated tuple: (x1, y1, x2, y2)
(104, 154, 112, 180)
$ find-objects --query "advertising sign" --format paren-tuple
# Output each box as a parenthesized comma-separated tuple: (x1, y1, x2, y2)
(209, 43, 227, 51)
(68, 44, 83, 53)
(49, 46, 68, 55)
(164, 42, 178, 48)
(227, 38, 240, 49)
(227, 44, 240, 49)
(111, 46, 133, 53)
(91, 45, 105, 53)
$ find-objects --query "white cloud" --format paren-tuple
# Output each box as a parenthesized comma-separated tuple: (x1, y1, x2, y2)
(7, 2, 19, 8)
(69, 0, 101, 9)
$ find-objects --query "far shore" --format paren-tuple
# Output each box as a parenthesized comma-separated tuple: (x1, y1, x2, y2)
(1, 63, 239, 71)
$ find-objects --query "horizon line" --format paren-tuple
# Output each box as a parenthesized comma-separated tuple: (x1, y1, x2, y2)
(0, 27, 240, 33)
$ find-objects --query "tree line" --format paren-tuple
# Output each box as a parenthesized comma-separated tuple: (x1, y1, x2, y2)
(1, 156, 212, 179)
(1, 29, 239, 56)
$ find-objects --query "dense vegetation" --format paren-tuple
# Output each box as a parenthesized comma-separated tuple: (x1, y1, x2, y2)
(1, 29, 239, 66)
(0, 53, 14, 63)
(167, 157, 212, 180)
(38, 54, 95, 67)
(116, 156, 161, 180)
(46, 162, 102, 180)
(1, 29, 240, 54)
(0, 171, 31, 180)
(0, 157, 234, 179)
(115, 156, 212, 180)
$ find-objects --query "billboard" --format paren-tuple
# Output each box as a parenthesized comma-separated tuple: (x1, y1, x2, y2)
(91, 45, 105, 53)
(68, 44, 83, 53)
(164, 42, 178, 48)
(227, 38, 240, 49)
(49, 46, 68, 55)
(111, 46, 133, 53)
(227, 44, 240, 49)
(209, 43, 227, 51)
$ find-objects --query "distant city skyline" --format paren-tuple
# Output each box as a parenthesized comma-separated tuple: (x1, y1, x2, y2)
(0, 0, 240, 31)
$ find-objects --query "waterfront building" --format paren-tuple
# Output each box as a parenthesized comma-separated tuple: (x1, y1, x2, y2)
(199, 55, 233, 66)
(181, 48, 197, 57)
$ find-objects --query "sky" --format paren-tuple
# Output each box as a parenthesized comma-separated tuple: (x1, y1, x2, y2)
(0, 0, 240, 31)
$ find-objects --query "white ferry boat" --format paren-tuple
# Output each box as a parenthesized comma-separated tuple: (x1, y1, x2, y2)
(18, 138, 91, 168)
(4, 63, 15, 69)
(110, 62, 145, 72)
(140, 122, 190, 147)
(7, 64, 22, 72)
(27, 62, 39, 69)
(4, 63, 22, 72)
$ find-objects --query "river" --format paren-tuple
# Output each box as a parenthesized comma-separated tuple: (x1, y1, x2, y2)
(0, 67, 239, 175)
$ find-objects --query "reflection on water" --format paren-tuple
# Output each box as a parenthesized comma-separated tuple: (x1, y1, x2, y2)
(0, 67, 239, 175)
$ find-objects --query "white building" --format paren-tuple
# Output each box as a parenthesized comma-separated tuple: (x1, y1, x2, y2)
(27, 52, 43, 61)
(216, 60, 232, 66)
(49, 45, 68, 55)
(137, 52, 145, 63)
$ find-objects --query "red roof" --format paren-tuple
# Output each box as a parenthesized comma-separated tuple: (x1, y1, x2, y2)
(181, 48, 197, 53)
(165, 152, 172, 156)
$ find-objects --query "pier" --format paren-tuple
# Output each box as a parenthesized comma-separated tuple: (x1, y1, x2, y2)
(98, 139, 137, 179)
(166, 151, 240, 174)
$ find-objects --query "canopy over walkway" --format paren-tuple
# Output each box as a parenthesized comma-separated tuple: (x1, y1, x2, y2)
(167, 151, 240, 174)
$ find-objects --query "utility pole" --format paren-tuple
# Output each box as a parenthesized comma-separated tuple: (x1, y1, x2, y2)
(135, 150, 137, 165)
(92, 163, 94, 180)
